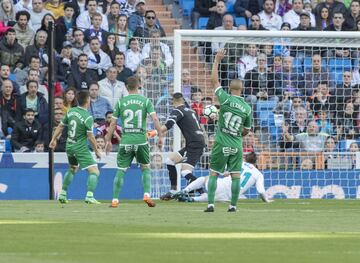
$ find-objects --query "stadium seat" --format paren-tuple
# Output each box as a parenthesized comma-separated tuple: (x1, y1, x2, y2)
(256, 100, 277, 128)
(226, 2, 234, 14)
(5, 139, 11, 152)
(198, 17, 209, 29)
(329, 58, 351, 71)
(303, 58, 327, 72)
(235, 17, 247, 26)
(182, 0, 194, 16)
(293, 58, 303, 72)
(334, 71, 344, 85)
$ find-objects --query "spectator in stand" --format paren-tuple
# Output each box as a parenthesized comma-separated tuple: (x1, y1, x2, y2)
(128, 0, 147, 32)
(308, 81, 336, 116)
(121, 0, 136, 17)
(0, 28, 24, 71)
(88, 82, 112, 127)
(95, 134, 106, 153)
(39, 13, 67, 53)
(304, 54, 334, 96)
(336, 71, 354, 115)
(191, 0, 217, 29)
(314, 0, 347, 20)
(275, 56, 305, 96)
(110, 14, 131, 53)
(133, 10, 166, 38)
(86, 37, 112, 80)
(325, 11, 349, 31)
(141, 29, 173, 68)
(0, 80, 18, 138)
(0, 65, 20, 93)
(96, 111, 121, 151)
(29, 0, 49, 31)
(181, 68, 196, 102)
(33, 141, 45, 152)
(71, 29, 91, 59)
(107, 1, 121, 31)
(62, 87, 77, 113)
(0, 0, 16, 26)
(76, 0, 108, 31)
(98, 67, 128, 108)
(16, 55, 45, 87)
(237, 44, 258, 80)
(234, 0, 264, 20)
(42, 107, 67, 152)
(101, 33, 120, 64)
(84, 12, 109, 45)
(24, 30, 48, 68)
(337, 102, 359, 139)
(42, 68, 63, 97)
(114, 52, 133, 83)
(275, 0, 292, 17)
(66, 53, 98, 90)
(315, 6, 331, 30)
(248, 14, 268, 30)
(211, 14, 237, 55)
(206, 0, 227, 30)
(283, 0, 316, 30)
(44, 0, 64, 19)
(67, 0, 81, 17)
(125, 38, 142, 72)
(274, 93, 306, 123)
(316, 109, 334, 135)
(300, 158, 314, 169)
(17, 80, 49, 125)
(14, 0, 32, 13)
(56, 41, 75, 83)
(292, 11, 316, 31)
(13, 10, 35, 49)
(349, 142, 359, 167)
(11, 108, 41, 152)
(55, 96, 64, 110)
(191, 88, 204, 120)
(285, 120, 329, 152)
(244, 53, 279, 104)
(323, 136, 338, 168)
(56, 3, 77, 42)
(345, 0, 360, 30)
(258, 0, 283, 30)
(19, 69, 49, 102)
(280, 106, 308, 150)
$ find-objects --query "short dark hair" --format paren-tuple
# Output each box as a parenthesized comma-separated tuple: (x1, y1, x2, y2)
(173, 92, 183, 99)
(89, 37, 100, 43)
(5, 28, 15, 35)
(145, 10, 156, 17)
(64, 2, 75, 11)
(105, 111, 113, 117)
(23, 108, 35, 115)
(115, 52, 125, 59)
(78, 53, 88, 60)
(26, 80, 39, 89)
(73, 28, 83, 37)
(16, 10, 30, 21)
(129, 37, 137, 45)
(30, 55, 40, 63)
(77, 90, 90, 106)
(245, 152, 257, 165)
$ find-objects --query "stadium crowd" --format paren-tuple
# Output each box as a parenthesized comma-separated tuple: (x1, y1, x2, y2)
(0, 0, 359, 169)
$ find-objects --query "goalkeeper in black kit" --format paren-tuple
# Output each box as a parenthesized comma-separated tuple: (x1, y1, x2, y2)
(158, 93, 206, 200)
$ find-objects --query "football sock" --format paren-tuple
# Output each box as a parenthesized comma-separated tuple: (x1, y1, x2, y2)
(86, 173, 98, 193)
(207, 175, 218, 205)
(62, 169, 75, 191)
(167, 164, 177, 190)
(185, 173, 197, 183)
(113, 170, 125, 199)
(231, 177, 241, 207)
(142, 167, 151, 195)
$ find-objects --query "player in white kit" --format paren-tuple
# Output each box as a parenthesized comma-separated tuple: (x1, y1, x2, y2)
(174, 152, 272, 203)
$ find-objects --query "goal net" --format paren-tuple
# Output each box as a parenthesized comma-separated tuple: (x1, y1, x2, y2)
(167, 30, 360, 199)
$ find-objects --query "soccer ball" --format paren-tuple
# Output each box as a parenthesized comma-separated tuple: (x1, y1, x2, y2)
(203, 105, 218, 119)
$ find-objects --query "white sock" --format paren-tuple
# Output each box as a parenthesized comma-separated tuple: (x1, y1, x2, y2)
(184, 176, 206, 192)
(229, 205, 236, 210)
(208, 204, 214, 208)
(144, 193, 150, 198)
(112, 198, 119, 202)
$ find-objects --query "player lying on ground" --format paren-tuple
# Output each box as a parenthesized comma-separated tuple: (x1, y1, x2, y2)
(205, 49, 253, 212)
(157, 92, 206, 199)
(105, 76, 162, 208)
(49, 90, 102, 204)
(170, 152, 272, 203)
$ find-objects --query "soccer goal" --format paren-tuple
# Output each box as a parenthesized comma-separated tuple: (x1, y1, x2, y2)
(169, 30, 360, 199)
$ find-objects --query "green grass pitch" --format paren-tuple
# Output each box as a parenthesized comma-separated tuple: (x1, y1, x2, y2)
(0, 200, 359, 263)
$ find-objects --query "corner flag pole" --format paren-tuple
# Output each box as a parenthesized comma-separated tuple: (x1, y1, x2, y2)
(48, 21, 55, 200)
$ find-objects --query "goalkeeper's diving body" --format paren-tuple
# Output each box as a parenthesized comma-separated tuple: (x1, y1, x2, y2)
(174, 152, 272, 203)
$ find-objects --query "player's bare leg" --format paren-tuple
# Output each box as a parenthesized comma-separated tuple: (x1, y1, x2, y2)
(141, 164, 156, 207)
(84, 166, 101, 204)
(58, 165, 78, 204)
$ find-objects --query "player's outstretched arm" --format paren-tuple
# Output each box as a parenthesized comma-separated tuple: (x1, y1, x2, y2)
(150, 113, 164, 149)
(49, 124, 64, 150)
(88, 132, 101, 159)
(105, 118, 117, 154)
(211, 48, 226, 89)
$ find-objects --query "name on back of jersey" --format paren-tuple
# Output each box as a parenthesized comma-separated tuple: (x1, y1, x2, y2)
(230, 102, 247, 112)
(68, 111, 86, 123)
(123, 99, 144, 107)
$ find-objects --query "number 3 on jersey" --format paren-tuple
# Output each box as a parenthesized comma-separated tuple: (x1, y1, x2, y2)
(68, 119, 77, 139)
(223, 112, 242, 132)
(124, 109, 142, 128)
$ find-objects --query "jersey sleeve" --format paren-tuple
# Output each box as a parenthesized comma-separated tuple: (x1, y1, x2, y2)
(146, 98, 155, 115)
(60, 112, 68, 126)
(113, 100, 121, 119)
(84, 115, 94, 133)
(215, 86, 230, 105)
(243, 109, 253, 130)
(165, 108, 184, 130)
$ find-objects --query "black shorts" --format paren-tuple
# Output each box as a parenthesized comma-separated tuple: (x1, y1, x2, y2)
(178, 144, 204, 167)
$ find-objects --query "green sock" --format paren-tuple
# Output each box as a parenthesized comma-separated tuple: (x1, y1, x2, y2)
(62, 169, 75, 191)
(231, 177, 241, 207)
(142, 168, 151, 195)
(207, 175, 218, 205)
(86, 173, 99, 194)
(113, 170, 125, 199)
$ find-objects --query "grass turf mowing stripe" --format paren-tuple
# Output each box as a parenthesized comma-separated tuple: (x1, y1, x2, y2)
(132, 232, 360, 239)
(0, 220, 60, 224)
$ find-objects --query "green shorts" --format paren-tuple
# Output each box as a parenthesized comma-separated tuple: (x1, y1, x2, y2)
(209, 141, 243, 174)
(66, 146, 97, 170)
(117, 143, 150, 170)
